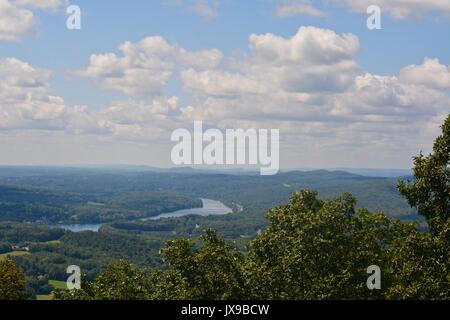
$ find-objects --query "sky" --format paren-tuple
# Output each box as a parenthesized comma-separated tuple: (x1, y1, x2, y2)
(0, 0, 449, 169)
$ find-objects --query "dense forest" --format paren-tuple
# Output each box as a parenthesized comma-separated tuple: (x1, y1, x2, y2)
(0, 115, 448, 300)
(0, 187, 202, 223)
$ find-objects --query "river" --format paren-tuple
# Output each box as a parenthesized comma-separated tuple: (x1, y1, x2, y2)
(48, 198, 232, 232)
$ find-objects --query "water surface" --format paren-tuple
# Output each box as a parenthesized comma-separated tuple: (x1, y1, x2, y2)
(48, 198, 232, 232)
(142, 198, 232, 221)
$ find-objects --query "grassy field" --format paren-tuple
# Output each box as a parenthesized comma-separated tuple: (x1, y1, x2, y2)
(49, 280, 67, 290)
(0, 251, 30, 261)
(36, 280, 67, 300)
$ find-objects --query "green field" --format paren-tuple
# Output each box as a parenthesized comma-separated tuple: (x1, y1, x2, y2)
(35, 280, 67, 300)
(0, 251, 30, 261)
(49, 280, 67, 290)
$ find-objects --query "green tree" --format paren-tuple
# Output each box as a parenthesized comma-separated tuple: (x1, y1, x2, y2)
(152, 229, 248, 300)
(0, 258, 28, 300)
(54, 260, 152, 300)
(246, 190, 414, 300)
(386, 222, 450, 299)
(399, 114, 450, 233)
(388, 114, 450, 299)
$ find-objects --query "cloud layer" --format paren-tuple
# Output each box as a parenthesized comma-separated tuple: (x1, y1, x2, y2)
(1, 25, 449, 168)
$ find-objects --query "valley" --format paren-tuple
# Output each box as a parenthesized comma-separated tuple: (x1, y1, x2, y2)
(0, 166, 420, 299)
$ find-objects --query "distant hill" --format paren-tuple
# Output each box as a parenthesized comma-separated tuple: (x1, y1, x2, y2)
(0, 167, 418, 224)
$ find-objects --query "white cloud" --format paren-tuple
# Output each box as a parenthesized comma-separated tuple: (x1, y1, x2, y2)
(0, 0, 34, 40)
(399, 58, 450, 90)
(176, 27, 449, 168)
(12, 0, 63, 10)
(76, 36, 175, 96)
(0, 0, 63, 41)
(277, 3, 327, 17)
(181, 69, 267, 97)
(178, 48, 223, 69)
(76, 36, 224, 97)
(248, 26, 360, 66)
(0, 58, 99, 132)
(0, 57, 189, 140)
(181, 27, 361, 98)
(3, 24, 449, 168)
(98, 97, 188, 140)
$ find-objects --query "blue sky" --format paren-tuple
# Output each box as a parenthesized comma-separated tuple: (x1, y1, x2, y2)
(0, 0, 449, 169)
(2, 0, 449, 107)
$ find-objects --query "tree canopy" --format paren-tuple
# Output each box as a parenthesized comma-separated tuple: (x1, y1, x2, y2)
(0, 258, 28, 300)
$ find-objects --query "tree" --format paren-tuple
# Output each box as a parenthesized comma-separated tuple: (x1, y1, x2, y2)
(0, 258, 28, 300)
(0, 242, 11, 254)
(152, 229, 248, 300)
(54, 260, 152, 300)
(245, 190, 414, 300)
(386, 224, 450, 299)
(388, 114, 450, 298)
(399, 114, 450, 233)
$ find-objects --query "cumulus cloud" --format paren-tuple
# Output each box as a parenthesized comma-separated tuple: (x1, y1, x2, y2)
(0, 0, 62, 41)
(181, 69, 267, 98)
(247, 27, 360, 93)
(76, 36, 224, 97)
(0, 0, 34, 40)
(181, 27, 361, 99)
(175, 27, 449, 168)
(0, 57, 190, 141)
(4, 25, 449, 168)
(0, 57, 100, 132)
(98, 97, 189, 140)
(179, 27, 448, 123)
(399, 58, 450, 90)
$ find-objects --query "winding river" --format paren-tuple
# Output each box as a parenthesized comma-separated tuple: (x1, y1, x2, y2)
(49, 198, 232, 232)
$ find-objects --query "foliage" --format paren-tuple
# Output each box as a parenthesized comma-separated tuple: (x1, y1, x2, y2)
(54, 260, 152, 300)
(152, 229, 248, 300)
(246, 190, 415, 300)
(0, 222, 64, 244)
(390, 115, 450, 298)
(0, 258, 28, 300)
(386, 220, 450, 299)
(399, 115, 450, 232)
(0, 242, 12, 254)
